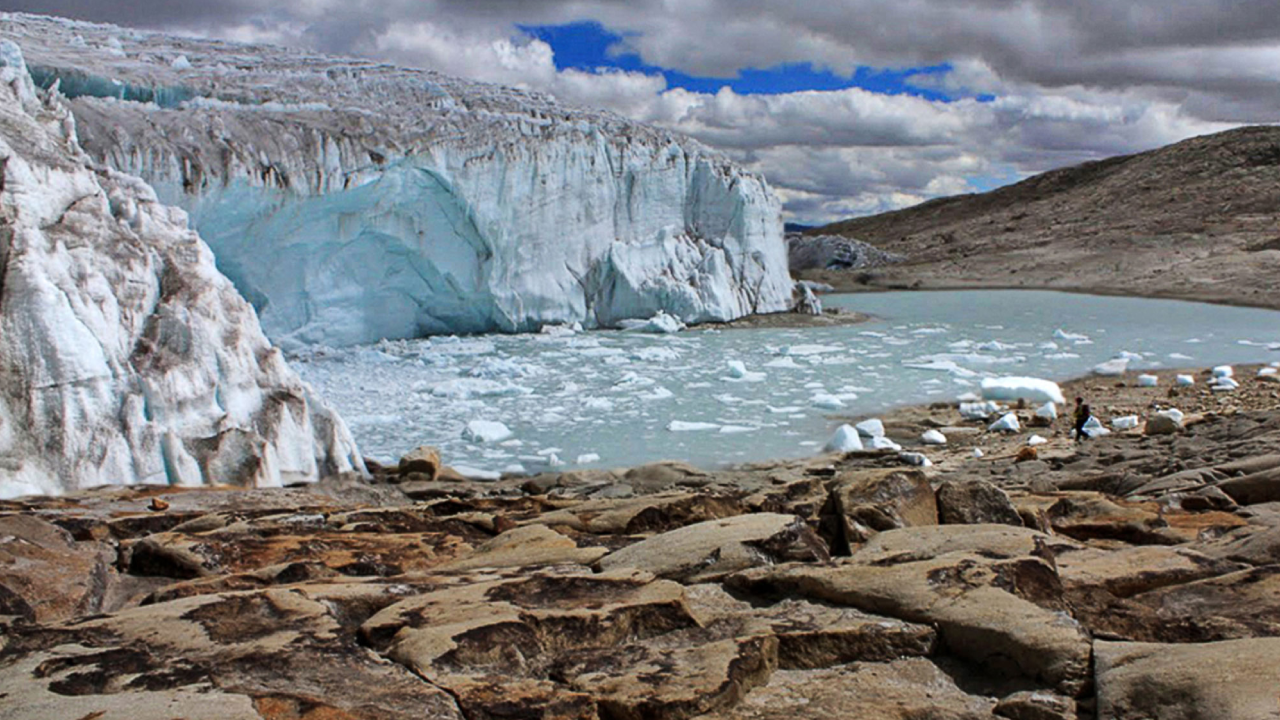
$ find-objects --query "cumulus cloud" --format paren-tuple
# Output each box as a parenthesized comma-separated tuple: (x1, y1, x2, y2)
(2, 0, 1271, 223)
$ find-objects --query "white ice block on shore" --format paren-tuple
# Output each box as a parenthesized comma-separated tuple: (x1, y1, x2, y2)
(981, 377, 1066, 405)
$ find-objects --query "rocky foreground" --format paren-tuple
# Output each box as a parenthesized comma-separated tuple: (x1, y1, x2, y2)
(3, 368, 1280, 719)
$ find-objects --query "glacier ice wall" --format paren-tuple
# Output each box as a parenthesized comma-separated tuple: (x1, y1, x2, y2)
(0, 13, 793, 349)
(0, 40, 364, 498)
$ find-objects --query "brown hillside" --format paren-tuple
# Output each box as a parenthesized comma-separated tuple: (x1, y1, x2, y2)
(808, 126, 1280, 308)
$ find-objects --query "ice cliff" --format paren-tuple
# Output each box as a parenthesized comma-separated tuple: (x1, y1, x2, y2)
(1, 14, 794, 349)
(0, 40, 364, 498)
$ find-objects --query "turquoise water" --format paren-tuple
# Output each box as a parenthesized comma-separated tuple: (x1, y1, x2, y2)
(293, 291, 1280, 475)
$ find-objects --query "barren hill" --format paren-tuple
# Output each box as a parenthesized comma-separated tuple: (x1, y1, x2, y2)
(808, 126, 1280, 308)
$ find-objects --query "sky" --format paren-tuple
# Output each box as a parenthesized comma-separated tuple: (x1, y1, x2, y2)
(2, 1, 1276, 226)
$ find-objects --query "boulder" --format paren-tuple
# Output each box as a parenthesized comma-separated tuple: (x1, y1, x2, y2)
(397, 446, 442, 480)
(1144, 413, 1181, 435)
(597, 513, 829, 583)
(0, 515, 114, 621)
(1197, 524, 1280, 565)
(936, 480, 1024, 526)
(1095, 638, 1280, 719)
(828, 469, 938, 549)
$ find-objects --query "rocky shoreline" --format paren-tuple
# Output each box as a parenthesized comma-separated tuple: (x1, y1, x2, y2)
(2, 365, 1280, 719)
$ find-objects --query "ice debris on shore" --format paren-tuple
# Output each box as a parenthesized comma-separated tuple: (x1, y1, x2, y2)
(855, 419, 886, 438)
(825, 425, 864, 452)
(921, 430, 948, 445)
(1137, 374, 1159, 387)
(1036, 402, 1059, 422)
(1112, 416, 1141, 430)
(989, 413, 1021, 433)
(1176, 374, 1196, 386)
(980, 376, 1066, 405)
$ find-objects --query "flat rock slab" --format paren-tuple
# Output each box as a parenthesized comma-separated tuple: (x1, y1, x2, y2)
(684, 584, 937, 669)
(438, 524, 608, 572)
(729, 552, 1091, 695)
(528, 492, 746, 534)
(936, 479, 1024, 526)
(597, 513, 829, 583)
(695, 659, 997, 720)
(0, 588, 464, 720)
(1095, 638, 1280, 719)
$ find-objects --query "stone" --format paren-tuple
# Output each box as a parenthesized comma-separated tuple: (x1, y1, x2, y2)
(597, 513, 829, 583)
(1126, 565, 1280, 640)
(994, 690, 1077, 720)
(1197, 524, 1280, 565)
(729, 553, 1092, 695)
(1144, 413, 1181, 435)
(936, 480, 1024, 526)
(397, 445, 442, 480)
(828, 468, 938, 550)
(529, 491, 745, 534)
(1046, 492, 1247, 545)
(1095, 638, 1280, 719)
(361, 568, 770, 719)
(0, 588, 465, 719)
(696, 658, 997, 720)
(1217, 466, 1280, 505)
(853, 524, 1081, 565)
(0, 514, 114, 621)
(438, 524, 608, 572)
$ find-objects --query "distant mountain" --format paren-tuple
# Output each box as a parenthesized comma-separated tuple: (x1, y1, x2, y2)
(784, 223, 816, 234)
(809, 126, 1280, 308)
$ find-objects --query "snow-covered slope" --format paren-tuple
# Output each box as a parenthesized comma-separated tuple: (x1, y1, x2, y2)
(0, 40, 364, 498)
(0, 14, 794, 349)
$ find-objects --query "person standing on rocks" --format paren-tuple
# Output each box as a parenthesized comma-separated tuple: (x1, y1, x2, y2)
(1073, 397, 1092, 441)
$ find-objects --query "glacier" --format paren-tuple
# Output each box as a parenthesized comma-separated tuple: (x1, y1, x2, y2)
(1, 13, 794, 349)
(0, 40, 364, 498)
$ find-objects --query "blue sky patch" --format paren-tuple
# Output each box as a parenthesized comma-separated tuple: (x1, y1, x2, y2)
(519, 21, 956, 101)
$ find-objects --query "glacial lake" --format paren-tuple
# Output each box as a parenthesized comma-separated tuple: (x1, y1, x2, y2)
(292, 290, 1280, 476)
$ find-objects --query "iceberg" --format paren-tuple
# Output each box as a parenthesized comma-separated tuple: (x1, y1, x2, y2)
(1092, 358, 1130, 376)
(980, 377, 1066, 405)
(463, 420, 514, 444)
(0, 41, 363, 498)
(7, 15, 793, 350)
